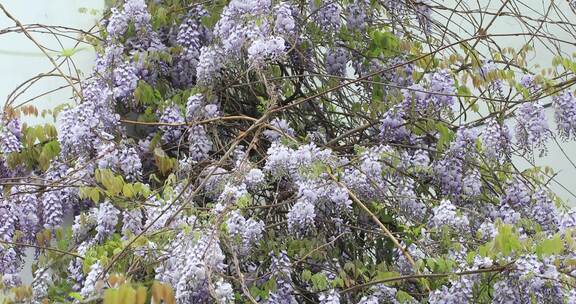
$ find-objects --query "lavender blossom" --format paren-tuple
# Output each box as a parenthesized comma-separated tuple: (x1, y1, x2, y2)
(482, 118, 512, 160)
(287, 199, 316, 235)
(553, 90, 576, 140)
(428, 278, 473, 304)
(42, 191, 64, 229)
(401, 70, 455, 116)
(156, 232, 226, 302)
(515, 102, 550, 156)
(15, 188, 39, 243)
(263, 118, 295, 141)
(358, 285, 400, 304)
(244, 168, 265, 189)
(380, 107, 410, 142)
(32, 268, 52, 301)
(325, 47, 348, 77)
(462, 169, 481, 197)
(429, 199, 469, 231)
(414, 0, 432, 33)
(0, 116, 22, 153)
(159, 105, 186, 143)
(68, 258, 85, 291)
(0, 206, 21, 287)
(124, 0, 151, 30)
(95, 201, 120, 242)
(428, 69, 456, 109)
(274, 3, 297, 36)
(397, 182, 427, 224)
(188, 125, 212, 161)
(58, 79, 119, 158)
(346, 2, 368, 32)
(80, 262, 104, 298)
(248, 36, 286, 64)
(312, 1, 341, 30)
(266, 251, 297, 304)
(318, 289, 340, 303)
(530, 190, 559, 232)
(196, 47, 222, 85)
(520, 74, 539, 95)
(97, 141, 142, 180)
(95, 44, 124, 75)
(122, 208, 143, 238)
(502, 179, 531, 210)
(186, 93, 204, 121)
(113, 62, 139, 100)
(106, 8, 128, 38)
(214, 279, 234, 303)
(226, 210, 264, 254)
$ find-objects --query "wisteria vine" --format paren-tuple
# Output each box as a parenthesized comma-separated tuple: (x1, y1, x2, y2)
(2, 0, 576, 303)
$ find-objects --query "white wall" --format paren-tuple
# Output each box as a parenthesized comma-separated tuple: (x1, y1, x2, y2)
(0, 0, 104, 124)
(433, 0, 576, 205)
(1, 0, 104, 285)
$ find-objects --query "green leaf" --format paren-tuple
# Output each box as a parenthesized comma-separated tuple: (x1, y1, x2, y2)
(302, 269, 312, 281)
(458, 85, 471, 98)
(134, 81, 157, 106)
(332, 277, 345, 288)
(436, 122, 453, 152)
(201, 0, 225, 28)
(60, 47, 86, 58)
(536, 234, 563, 256)
(396, 290, 414, 303)
(154, 147, 176, 175)
(351, 102, 362, 113)
(566, 229, 576, 251)
(344, 261, 355, 273)
(89, 188, 100, 203)
(152, 6, 168, 30)
(374, 271, 400, 281)
(378, 32, 400, 56)
(236, 194, 251, 209)
(133, 182, 151, 197)
(122, 183, 135, 198)
(68, 292, 83, 301)
(310, 273, 329, 291)
(493, 224, 521, 256)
